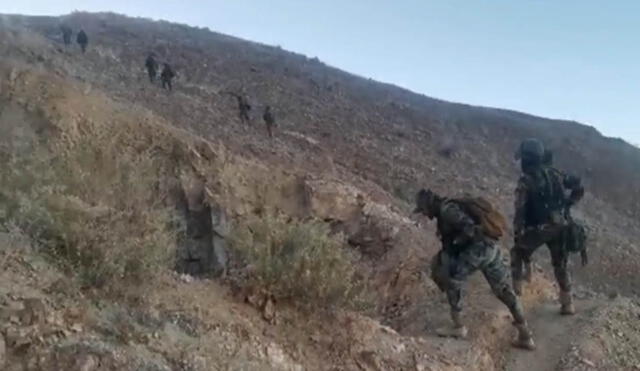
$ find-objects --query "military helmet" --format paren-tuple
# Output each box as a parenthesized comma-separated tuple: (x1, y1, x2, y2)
(516, 138, 545, 162)
(413, 189, 436, 215)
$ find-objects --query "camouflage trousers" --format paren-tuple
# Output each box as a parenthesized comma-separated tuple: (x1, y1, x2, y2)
(431, 241, 525, 323)
(511, 225, 571, 292)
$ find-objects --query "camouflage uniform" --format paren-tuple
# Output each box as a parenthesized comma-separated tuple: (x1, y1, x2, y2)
(60, 25, 72, 46)
(416, 191, 534, 348)
(431, 201, 526, 323)
(161, 64, 175, 91)
(145, 55, 158, 83)
(236, 95, 251, 123)
(76, 30, 88, 53)
(511, 163, 584, 313)
(263, 106, 275, 138)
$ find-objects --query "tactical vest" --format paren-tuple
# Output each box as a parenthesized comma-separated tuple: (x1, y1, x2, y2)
(524, 167, 566, 227)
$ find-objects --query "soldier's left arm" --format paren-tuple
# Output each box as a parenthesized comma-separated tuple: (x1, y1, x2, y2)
(563, 173, 584, 205)
(441, 203, 478, 246)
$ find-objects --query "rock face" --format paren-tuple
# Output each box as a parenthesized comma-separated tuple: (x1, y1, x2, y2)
(175, 173, 228, 277)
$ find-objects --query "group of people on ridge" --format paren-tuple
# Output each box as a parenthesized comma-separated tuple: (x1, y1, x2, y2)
(414, 138, 586, 351)
(60, 25, 88, 53)
(144, 55, 276, 138)
(144, 54, 175, 91)
(60, 25, 277, 138)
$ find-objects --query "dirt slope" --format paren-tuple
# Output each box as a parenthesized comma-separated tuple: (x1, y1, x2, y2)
(506, 298, 604, 371)
(0, 11, 639, 371)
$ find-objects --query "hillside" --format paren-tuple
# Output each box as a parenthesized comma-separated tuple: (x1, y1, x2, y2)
(0, 11, 639, 371)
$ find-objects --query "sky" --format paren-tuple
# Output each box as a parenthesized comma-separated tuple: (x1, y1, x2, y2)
(3, 1, 639, 143)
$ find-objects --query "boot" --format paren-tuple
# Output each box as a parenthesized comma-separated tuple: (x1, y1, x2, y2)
(523, 262, 533, 283)
(436, 311, 468, 339)
(559, 291, 576, 315)
(512, 322, 536, 350)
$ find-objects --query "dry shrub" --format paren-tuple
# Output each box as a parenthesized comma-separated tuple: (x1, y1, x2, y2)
(229, 214, 365, 311)
(0, 127, 177, 290)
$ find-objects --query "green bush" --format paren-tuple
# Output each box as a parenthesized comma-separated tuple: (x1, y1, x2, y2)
(229, 214, 365, 311)
(0, 130, 177, 290)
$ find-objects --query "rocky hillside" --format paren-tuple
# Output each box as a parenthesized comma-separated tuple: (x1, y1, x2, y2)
(0, 11, 639, 371)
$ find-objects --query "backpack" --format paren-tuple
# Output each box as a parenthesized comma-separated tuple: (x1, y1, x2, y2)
(525, 167, 566, 226)
(453, 196, 507, 240)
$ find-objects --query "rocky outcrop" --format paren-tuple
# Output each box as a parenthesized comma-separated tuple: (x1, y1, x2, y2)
(174, 172, 228, 277)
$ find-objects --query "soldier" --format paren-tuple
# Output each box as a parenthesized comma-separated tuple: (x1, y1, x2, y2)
(145, 54, 158, 83)
(263, 105, 275, 138)
(60, 25, 72, 47)
(512, 139, 585, 315)
(160, 63, 175, 91)
(232, 93, 251, 123)
(414, 189, 535, 350)
(76, 29, 88, 53)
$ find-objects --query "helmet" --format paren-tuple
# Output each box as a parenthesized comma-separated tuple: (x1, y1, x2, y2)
(516, 138, 545, 163)
(413, 189, 439, 218)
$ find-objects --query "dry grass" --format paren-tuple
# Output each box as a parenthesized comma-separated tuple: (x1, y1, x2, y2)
(229, 213, 366, 311)
(0, 126, 177, 291)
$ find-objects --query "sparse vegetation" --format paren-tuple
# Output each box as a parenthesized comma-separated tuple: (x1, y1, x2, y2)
(229, 213, 365, 311)
(0, 127, 177, 291)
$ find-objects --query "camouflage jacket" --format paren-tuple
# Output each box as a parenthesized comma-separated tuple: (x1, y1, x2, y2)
(514, 166, 584, 235)
(436, 200, 481, 254)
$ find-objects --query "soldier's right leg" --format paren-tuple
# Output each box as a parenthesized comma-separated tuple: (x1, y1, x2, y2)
(511, 231, 545, 295)
(549, 238, 575, 315)
(482, 247, 535, 350)
(484, 247, 526, 323)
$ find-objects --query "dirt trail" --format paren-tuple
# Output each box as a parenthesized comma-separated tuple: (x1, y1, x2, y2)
(505, 298, 603, 371)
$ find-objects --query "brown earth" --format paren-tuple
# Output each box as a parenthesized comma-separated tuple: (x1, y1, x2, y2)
(0, 11, 639, 371)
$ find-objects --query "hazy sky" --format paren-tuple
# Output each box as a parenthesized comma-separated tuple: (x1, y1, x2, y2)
(4, 1, 639, 143)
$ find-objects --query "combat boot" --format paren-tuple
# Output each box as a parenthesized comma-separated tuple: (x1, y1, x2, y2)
(436, 311, 468, 339)
(523, 262, 533, 283)
(559, 291, 576, 315)
(512, 322, 536, 351)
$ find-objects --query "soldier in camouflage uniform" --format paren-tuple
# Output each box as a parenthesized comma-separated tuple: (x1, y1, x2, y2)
(263, 105, 275, 138)
(512, 139, 585, 315)
(145, 54, 159, 83)
(60, 25, 72, 47)
(415, 189, 535, 350)
(235, 94, 251, 123)
(76, 29, 88, 53)
(160, 63, 176, 91)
